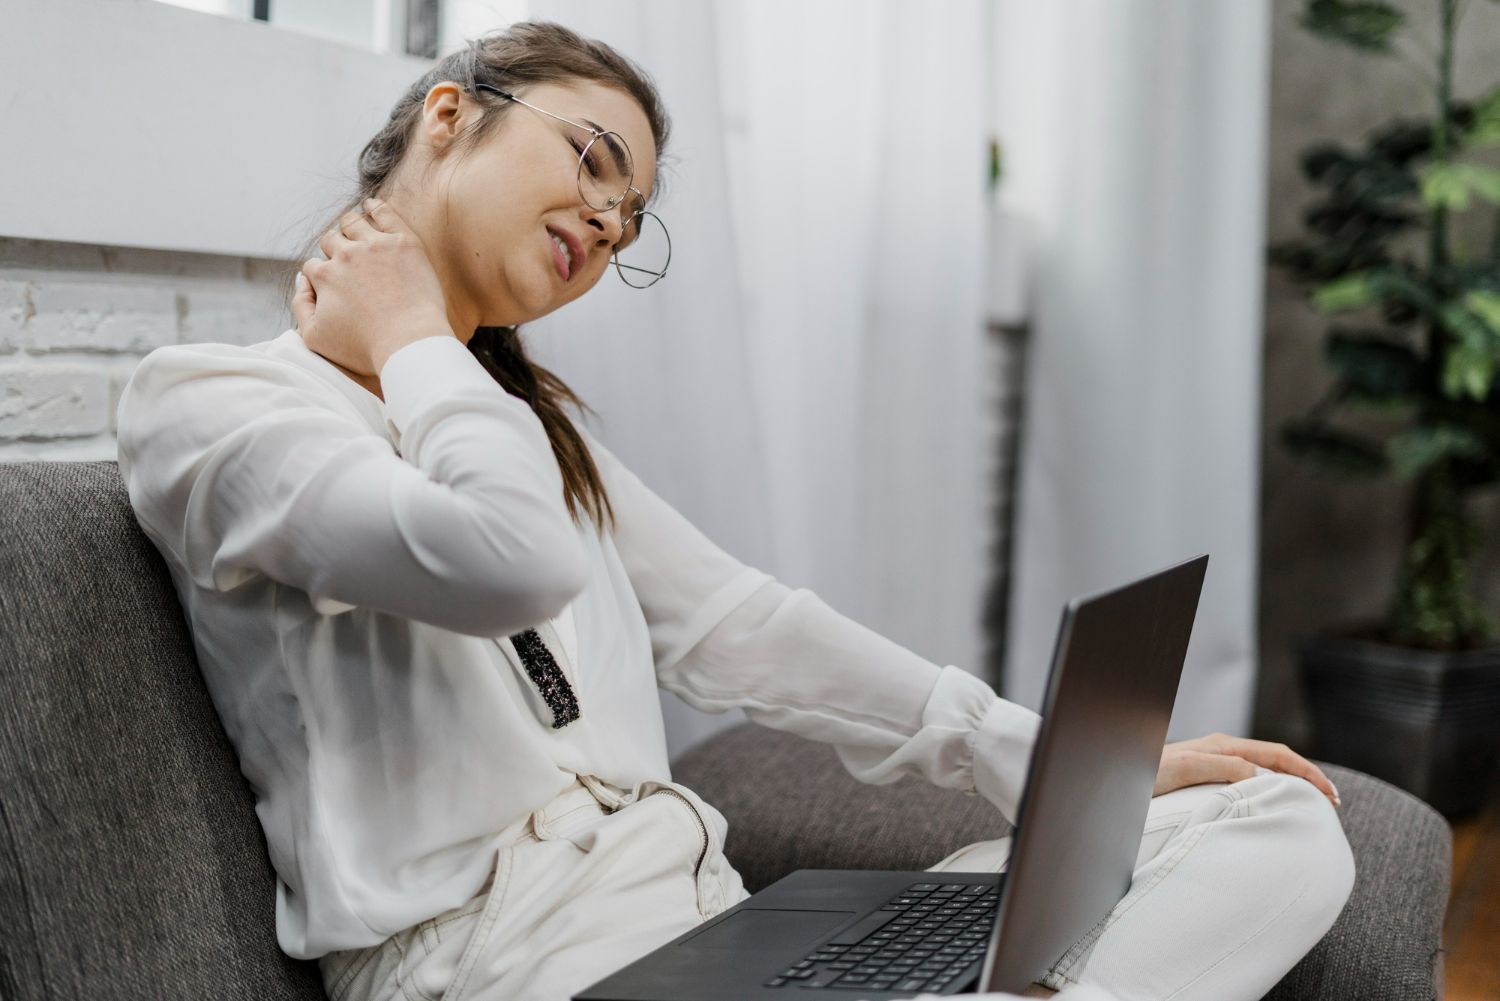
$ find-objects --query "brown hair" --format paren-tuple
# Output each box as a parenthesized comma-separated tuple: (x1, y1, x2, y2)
(284, 21, 672, 535)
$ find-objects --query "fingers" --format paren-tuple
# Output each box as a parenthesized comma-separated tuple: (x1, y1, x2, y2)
(318, 203, 381, 259)
(1215, 737, 1339, 805)
(1155, 748, 1258, 797)
(1189, 751, 1259, 787)
(360, 196, 401, 234)
(339, 202, 381, 239)
(291, 267, 317, 333)
(1191, 734, 1341, 806)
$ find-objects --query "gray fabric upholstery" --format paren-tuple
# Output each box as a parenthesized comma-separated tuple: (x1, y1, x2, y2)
(672, 722, 1014, 892)
(672, 724, 1452, 1001)
(0, 459, 1451, 1001)
(0, 461, 325, 1000)
(1260, 763, 1449, 1001)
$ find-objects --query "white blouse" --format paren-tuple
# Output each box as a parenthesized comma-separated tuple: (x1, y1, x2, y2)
(115, 328, 1042, 960)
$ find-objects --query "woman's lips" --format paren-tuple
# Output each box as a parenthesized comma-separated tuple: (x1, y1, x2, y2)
(546, 226, 582, 282)
(547, 230, 570, 281)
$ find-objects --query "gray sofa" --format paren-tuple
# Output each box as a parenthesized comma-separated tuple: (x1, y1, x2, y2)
(0, 460, 1451, 1000)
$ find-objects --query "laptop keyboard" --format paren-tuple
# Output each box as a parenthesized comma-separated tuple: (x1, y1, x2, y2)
(763, 881, 998, 993)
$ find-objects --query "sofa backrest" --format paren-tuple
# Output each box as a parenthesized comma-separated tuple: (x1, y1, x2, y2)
(0, 460, 325, 1000)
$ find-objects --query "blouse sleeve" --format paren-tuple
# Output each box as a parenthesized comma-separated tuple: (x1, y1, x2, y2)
(581, 428, 1041, 825)
(116, 333, 589, 637)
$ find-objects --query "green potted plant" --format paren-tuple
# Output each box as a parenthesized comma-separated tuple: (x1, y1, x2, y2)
(1270, 0, 1500, 816)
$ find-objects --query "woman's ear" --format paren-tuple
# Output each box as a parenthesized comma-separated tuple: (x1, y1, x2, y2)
(419, 81, 471, 153)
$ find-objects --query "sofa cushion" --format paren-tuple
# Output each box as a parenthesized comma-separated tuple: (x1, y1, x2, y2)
(0, 460, 324, 1001)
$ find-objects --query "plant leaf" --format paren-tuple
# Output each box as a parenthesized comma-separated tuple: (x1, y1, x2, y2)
(1387, 425, 1486, 478)
(1314, 272, 1375, 311)
(1370, 267, 1437, 316)
(1474, 85, 1500, 119)
(1368, 117, 1434, 164)
(1298, 0, 1405, 52)
(1465, 85, 1500, 150)
(1282, 421, 1389, 475)
(1437, 300, 1499, 403)
(1468, 123, 1500, 150)
(1440, 301, 1494, 346)
(1441, 340, 1496, 400)
(1466, 290, 1500, 334)
(1419, 162, 1472, 211)
(1300, 143, 1359, 185)
(1325, 329, 1424, 401)
(1456, 163, 1500, 204)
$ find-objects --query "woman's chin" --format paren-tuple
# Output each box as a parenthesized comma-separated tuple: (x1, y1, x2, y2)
(477, 291, 552, 328)
(510, 278, 573, 322)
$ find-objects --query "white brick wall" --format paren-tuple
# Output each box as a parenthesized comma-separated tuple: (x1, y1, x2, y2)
(0, 238, 291, 463)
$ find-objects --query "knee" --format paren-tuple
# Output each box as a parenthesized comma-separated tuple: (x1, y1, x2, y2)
(1245, 773, 1356, 933)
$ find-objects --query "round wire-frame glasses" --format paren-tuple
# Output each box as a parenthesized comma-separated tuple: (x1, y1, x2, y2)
(470, 82, 671, 288)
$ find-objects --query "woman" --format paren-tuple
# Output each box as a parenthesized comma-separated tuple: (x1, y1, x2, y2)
(115, 21, 1353, 1001)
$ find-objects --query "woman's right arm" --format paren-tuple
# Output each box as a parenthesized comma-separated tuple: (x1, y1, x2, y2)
(116, 333, 589, 637)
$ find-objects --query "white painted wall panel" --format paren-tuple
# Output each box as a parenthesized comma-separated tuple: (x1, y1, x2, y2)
(0, 0, 435, 259)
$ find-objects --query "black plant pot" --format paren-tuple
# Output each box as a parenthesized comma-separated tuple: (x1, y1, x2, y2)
(1300, 632, 1500, 817)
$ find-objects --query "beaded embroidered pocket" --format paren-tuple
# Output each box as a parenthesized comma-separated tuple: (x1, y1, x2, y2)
(509, 627, 581, 728)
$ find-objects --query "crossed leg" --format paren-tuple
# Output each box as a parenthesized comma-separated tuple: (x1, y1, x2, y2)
(920, 771, 1354, 1001)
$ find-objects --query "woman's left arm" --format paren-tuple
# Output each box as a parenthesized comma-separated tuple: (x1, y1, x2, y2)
(582, 429, 1041, 827)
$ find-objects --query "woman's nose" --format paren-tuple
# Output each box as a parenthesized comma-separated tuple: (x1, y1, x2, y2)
(584, 206, 625, 247)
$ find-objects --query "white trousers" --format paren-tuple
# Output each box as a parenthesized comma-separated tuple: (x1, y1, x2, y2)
(318, 769, 1354, 1001)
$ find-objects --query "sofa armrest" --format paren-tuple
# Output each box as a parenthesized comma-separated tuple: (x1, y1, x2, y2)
(671, 721, 1011, 893)
(1261, 763, 1449, 1001)
(672, 723, 1451, 1001)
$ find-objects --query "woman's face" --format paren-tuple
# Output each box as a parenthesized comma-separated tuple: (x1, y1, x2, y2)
(397, 78, 658, 337)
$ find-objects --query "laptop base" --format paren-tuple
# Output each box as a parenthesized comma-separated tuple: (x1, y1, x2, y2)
(574, 868, 1002, 1000)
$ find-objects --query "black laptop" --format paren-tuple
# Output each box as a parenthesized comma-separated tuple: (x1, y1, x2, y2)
(574, 554, 1209, 999)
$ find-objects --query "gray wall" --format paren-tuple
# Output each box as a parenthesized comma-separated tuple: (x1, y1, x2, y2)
(1257, 0, 1500, 747)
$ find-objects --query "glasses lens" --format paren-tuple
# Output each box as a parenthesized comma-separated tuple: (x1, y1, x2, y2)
(614, 211, 671, 289)
(576, 131, 634, 212)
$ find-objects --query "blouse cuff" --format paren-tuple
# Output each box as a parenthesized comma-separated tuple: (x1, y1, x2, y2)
(967, 676, 1043, 826)
(380, 335, 495, 425)
(379, 335, 550, 464)
(833, 664, 1040, 827)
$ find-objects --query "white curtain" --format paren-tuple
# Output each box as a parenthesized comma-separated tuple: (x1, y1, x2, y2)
(993, 0, 1271, 739)
(524, 0, 992, 759)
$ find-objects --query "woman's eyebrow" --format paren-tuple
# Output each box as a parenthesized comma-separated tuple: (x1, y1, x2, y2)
(579, 118, 632, 179)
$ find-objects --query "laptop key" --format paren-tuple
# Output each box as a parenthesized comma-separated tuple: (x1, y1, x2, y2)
(897, 979, 930, 991)
(798, 970, 843, 989)
(764, 977, 789, 987)
(829, 910, 899, 945)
